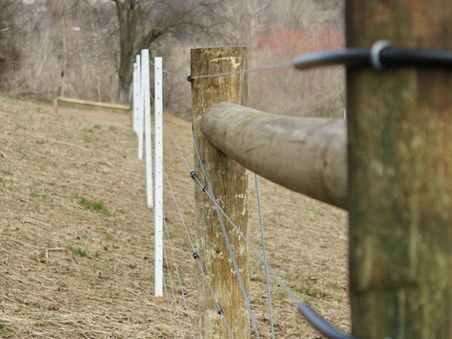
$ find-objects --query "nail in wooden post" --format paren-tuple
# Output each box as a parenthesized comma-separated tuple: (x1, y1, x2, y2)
(190, 47, 249, 339)
(346, 1, 451, 337)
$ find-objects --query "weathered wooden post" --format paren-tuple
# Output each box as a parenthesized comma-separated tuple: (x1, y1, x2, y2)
(190, 47, 250, 338)
(347, 1, 451, 338)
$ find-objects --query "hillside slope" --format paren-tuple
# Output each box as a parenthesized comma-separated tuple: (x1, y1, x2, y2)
(0, 96, 349, 338)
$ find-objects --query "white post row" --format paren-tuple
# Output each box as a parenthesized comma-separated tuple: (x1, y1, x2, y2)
(154, 57, 163, 297)
(141, 49, 153, 209)
(132, 62, 138, 134)
(136, 54, 144, 160)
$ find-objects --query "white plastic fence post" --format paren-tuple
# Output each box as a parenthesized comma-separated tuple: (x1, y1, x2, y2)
(137, 54, 143, 160)
(132, 62, 137, 134)
(154, 57, 163, 297)
(141, 49, 153, 208)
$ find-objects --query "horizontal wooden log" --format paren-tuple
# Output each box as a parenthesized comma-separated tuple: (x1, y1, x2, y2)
(57, 97, 130, 111)
(202, 102, 347, 209)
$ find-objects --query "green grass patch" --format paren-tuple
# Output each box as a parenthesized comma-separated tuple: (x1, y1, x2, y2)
(70, 247, 88, 257)
(297, 284, 329, 301)
(29, 182, 47, 198)
(78, 197, 108, 214)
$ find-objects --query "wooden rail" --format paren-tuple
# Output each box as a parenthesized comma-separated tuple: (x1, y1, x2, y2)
(55, 97, 130, 112)
(203, 102, 347, 209)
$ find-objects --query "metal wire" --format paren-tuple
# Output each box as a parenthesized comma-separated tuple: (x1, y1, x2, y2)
(190, 132, 359, 339)
(164, 123, 355, 339)
(164, 125, 192, 172)
(186, 43, 452, 82)
(190, 61, 293, 81)
(163, 165, 235, 339)
(255, 174, 275, 339)
(163, 268, 183, 338)
(189, 153, 357, 339)
(167, 125, 305, 304)
(141, 47, 378, 338)
(163, 274, 178, 339)
(163, 247, 185, 338)
(192, 169, 302, 304)
(192, 133, 261, 338)
(163, 218, 196, 339)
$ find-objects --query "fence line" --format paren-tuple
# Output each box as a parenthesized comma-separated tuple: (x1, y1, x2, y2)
(132, 47, 344, 338)
(129, 24, 451, 336)
(163, 165, 235, 339)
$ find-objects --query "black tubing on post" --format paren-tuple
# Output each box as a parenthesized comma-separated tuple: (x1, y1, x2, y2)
(293, 48, 452, 70)
(293, 48, 369, 70)
(297, 303, 356, 339)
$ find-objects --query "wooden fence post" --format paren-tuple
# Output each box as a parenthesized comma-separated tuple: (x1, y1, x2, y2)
(347, 1, 451, 338)
(190, 47, 249, 338)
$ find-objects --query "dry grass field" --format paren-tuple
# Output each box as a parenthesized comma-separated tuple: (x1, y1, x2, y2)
(0, 95, 350, 338)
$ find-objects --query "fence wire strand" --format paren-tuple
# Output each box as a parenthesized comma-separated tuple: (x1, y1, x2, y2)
(190, 61, 293, 81)
(140, 48, 367, 339)
(163, 164, 235, 339)
(190, 128, 304, 305)
(163, 248, 185, 338)
(163, 218, 196, 338)
(163, 274, 178, 339)
(163, 268, 183, 338)
(191, 133, 261, 339)
(255, 174, 276, 339)
(165, 124, 305, 306)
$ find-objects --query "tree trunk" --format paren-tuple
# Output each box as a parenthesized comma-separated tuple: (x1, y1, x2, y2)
(117, 77, 129, 104)
(114, 0, 137, 104)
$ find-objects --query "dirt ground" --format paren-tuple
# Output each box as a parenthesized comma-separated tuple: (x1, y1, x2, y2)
(0, 95, 350, 338)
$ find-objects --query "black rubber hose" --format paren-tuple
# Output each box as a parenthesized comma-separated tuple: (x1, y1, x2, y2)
(293, 48, 452, 70)
(298, 303, 357, 339)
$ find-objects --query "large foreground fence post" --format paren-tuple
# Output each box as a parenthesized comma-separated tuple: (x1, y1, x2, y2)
(190, 47, 250, 338)
(347, 1, 451, 338)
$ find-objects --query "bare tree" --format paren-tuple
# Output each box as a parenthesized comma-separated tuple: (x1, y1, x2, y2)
(0, 0, 21, 89)
(110, 0, 223, 103)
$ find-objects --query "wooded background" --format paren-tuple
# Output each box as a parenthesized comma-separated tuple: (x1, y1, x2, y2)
(0, 0, 344, 118)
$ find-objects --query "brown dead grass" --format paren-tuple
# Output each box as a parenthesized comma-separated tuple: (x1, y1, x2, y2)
(0, 96, 350, 338)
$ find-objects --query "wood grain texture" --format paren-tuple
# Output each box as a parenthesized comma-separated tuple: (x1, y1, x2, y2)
(190, 47, 249, 339)
(203, 102, 347, 209)
(346, 1, 451, 338)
